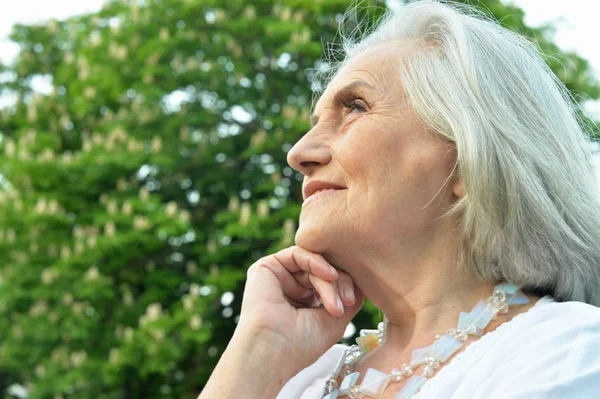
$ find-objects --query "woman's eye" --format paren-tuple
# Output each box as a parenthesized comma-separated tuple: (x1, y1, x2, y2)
(342, 99, 367, 113)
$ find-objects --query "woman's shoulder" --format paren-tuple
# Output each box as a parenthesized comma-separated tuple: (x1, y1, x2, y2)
(483, 297, 599, 373)
(278, 298, 600, 398)
(421, 297, 600, 398)
(516, 296, 600, 333)
(489, 296, 600, 350)
(462, 297, 600, 397)
(276, 344, 347, 399)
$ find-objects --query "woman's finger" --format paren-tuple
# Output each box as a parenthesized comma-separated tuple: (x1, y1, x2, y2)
(287, 267, 354, 306)
(286, 289, 321, 308)
(293, 271, 313, 290)
(336, 270, 356, 306)
(273, 246, 339, 282)
(259, 261, 314, 301)
(252, 246, 347, 316)
(308, 273, 345, 317)
(261, 261, 341, 316)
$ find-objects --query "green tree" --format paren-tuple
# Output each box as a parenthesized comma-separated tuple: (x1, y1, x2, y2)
(0, 0, 597, 398)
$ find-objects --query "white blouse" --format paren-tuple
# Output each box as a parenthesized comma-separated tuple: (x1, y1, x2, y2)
(277, 296, 600, 398)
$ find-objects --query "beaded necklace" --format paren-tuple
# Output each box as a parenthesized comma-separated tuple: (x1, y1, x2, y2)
(320, 283, 530, 399)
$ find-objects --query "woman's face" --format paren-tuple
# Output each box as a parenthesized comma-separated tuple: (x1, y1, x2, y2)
(287, 41, 461, 263)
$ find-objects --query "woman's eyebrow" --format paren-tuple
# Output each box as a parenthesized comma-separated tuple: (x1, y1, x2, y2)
(310, 80, 374, 127)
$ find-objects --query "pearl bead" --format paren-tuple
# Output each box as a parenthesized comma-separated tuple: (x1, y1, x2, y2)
(401, 364, 413, 377)
(324, 379, 338, 394)
(493, 288, 506, 301)
(341, 364, 353, 376)
(348, 385, 365, 399)
(390, 368, 403, 382)
(455, 329, 468, 342)
(421, 365, 434, 377)
(425, 357, 440, 368)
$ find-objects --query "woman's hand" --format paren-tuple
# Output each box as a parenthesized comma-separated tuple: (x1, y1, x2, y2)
(199, 246, 363, 399)
(237, 245, 364, 372)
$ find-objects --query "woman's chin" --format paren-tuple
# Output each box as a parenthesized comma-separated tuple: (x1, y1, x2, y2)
(293, 227, 332, 253)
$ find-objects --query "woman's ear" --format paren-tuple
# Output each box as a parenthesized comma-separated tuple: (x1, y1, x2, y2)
(452, 178, 465, 198)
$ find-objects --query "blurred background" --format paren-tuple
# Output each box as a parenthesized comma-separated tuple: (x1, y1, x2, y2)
(0, 0, 598, 398)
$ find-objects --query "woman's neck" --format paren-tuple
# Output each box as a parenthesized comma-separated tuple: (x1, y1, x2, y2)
(381, 280, 497, 350)
(354, 286, 542, 379)
(325, 225, 537, 354)
(322, 216, 543, 357)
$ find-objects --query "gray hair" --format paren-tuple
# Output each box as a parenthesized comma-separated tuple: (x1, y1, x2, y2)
(316, 0, 600, 305)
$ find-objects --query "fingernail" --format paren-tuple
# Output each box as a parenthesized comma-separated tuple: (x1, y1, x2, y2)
(336, 296, 345, 313)
(329, 265, 338, 276)
(344, 287, 355, 304)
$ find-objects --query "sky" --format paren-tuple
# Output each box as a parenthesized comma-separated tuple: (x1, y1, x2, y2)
(0, 0, 106, 65)
(510, 0, 600, 118)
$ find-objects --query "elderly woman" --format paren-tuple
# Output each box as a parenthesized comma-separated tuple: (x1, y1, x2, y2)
(199, 1, 600, 398)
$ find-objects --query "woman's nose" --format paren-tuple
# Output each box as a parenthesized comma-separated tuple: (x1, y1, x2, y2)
(286, 131, 332, 176)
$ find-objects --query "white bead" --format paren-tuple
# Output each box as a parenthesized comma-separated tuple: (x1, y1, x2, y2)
(421, 365, 434, 377)
(390, 368, 403, 382)
(324, 379, 338, 394)
(494, 282, 519, 295)
(396, 375, 427, 399)
(348, 385, 365, 399)
(455, 329, 468, 342)
(466, 324, 478, 335)
(506, 290, 530, 305)
(425, 357, 440, 368)
(487, 296, 500, 306)
(472, 301, 498, 330)
(497, 302, 509, 313)
(344, 346, 360, 360)
(410, 345, 432, 367)
(359, 329, 379, 337)
(341, 364, 353, 376)
(340, 372, 360, 392)
(493, 288, 506, 301)
(323, 390, 339, 399)
(401, 364, 413, 377)
(457, 312, 483, 336)
(358, 368, 390, 397)
(430, 334, 463, 362)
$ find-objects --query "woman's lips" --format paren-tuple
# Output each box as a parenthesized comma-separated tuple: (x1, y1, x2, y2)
(302, 188, 346, 208)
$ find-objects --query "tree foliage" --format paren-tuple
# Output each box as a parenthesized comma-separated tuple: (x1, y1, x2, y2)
(0, 0, 597, 397)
